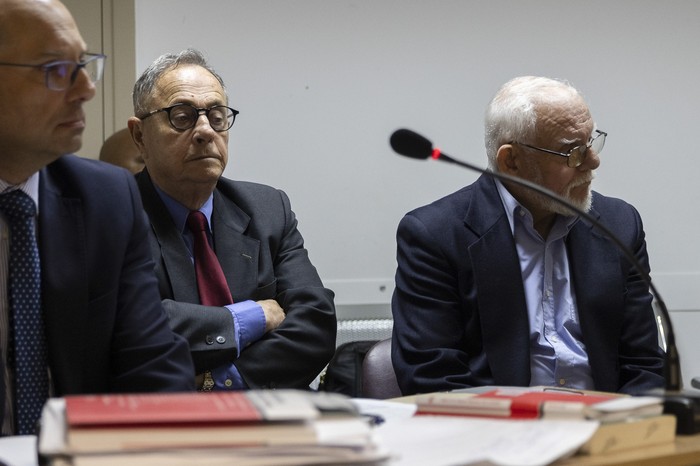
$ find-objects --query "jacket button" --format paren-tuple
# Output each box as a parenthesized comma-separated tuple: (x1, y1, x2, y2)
(205, 335, 214, 345)
(216, 336, 226, 344)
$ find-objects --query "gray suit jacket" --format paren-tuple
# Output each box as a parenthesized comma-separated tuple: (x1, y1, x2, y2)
(136, 170, 336, 389)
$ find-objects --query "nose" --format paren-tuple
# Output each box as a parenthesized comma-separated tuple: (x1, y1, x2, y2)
(192, 112, 216, 142)
(67, 67, 96, 102)
(579, 147, 601, 171)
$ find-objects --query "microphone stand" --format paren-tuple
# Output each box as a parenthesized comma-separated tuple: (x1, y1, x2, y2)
(390, 128, 700, 434)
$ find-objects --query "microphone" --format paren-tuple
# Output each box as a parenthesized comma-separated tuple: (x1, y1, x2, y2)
(390, 128, 700, 433)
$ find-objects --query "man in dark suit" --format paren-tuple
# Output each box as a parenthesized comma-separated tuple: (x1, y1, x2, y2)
(127, 49, 336, 390)
(391, 76, 664, 396)
(0, 0, 194, 436)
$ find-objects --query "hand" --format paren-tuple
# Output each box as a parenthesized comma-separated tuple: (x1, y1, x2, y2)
(257, 299, 285, 332)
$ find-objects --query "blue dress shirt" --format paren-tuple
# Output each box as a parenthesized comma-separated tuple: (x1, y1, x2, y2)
(495, 180, 594, 390)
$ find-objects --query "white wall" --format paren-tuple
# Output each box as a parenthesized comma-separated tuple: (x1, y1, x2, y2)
(134, 0, 700, 382)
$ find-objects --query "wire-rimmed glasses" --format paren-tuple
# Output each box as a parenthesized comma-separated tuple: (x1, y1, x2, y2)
(0, 53, 106, 91)
(513, 130, 607, 168)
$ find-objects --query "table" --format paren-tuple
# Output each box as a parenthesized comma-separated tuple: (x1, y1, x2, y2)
(557, 433, 700, 466)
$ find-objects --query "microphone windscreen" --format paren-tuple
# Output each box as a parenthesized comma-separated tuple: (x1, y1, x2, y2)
(390, 129, 433, 159)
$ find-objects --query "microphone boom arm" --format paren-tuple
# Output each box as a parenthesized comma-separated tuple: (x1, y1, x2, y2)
(392, 128, 680, 391)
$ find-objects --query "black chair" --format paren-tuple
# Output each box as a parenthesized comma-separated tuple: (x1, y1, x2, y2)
(361, 338, 401, 399)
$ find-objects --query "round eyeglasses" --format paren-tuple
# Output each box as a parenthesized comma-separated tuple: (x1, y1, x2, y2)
(513, 130, 607, 168)
(139, 103, 239, 132)
(0, 53, 106, 91)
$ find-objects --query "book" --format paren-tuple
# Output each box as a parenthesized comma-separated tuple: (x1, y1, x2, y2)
(63, 390, 321, 426)
(415, 388, 663, 421)
(578, 414, 676, 455)
(38, 389, 389, 465)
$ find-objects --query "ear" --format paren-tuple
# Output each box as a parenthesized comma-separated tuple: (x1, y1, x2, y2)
(496, 144, 518, 175)
(127, 117, 148, 159)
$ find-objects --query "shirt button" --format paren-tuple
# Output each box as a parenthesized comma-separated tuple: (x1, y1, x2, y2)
(224, 379, 233, 388)
(559, 378, 566, 386)
(216, 336, 226, 344)
(205, 335, 214, 345)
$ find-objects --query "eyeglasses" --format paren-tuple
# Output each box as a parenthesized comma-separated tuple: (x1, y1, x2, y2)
(139, 103, 239, 132)
(513, 130, 607, 168)
(0, 53, 106, 91)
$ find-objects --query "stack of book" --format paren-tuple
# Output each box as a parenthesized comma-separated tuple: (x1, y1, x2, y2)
(38, 390, 388, 465)
(414, 387, 675, 456)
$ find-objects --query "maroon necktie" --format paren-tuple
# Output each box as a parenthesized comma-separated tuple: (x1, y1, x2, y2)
(186, 211, 233, 306)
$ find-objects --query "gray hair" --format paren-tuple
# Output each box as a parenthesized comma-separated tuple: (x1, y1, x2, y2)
(132, 48, 228, 116)
(484, 76, 584, 171)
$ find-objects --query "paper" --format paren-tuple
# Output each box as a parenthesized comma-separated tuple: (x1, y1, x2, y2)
(0, 435, 37, 466)
(376, 414, 599, 466)
(352, 398, 418, 423)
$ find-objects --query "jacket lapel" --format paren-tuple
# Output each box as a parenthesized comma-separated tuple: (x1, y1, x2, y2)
(136, 170, 199, 303)
(38, 166, 88, 391)
(567, 207, 624, 390)
(466, 176, 531, 385)
(211, 190, 260, 302)
(137, 171, 261, 304)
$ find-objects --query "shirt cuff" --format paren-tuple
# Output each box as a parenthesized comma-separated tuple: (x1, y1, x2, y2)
(224, 300, 265, 356)
(211, 364, 248, 390)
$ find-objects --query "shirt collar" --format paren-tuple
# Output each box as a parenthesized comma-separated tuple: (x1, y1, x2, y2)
(153, 185, 215, 234)
(0, 172, 41, 214)
(494, 178, 578, 239)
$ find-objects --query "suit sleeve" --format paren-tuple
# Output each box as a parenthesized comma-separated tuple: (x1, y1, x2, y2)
(234, 189, 337, 389)
(162, 299, 241, 372)
(391, 212, 477, 395)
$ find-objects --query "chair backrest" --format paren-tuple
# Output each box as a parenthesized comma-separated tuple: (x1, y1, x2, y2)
(361, 338, 402, 399)
(318, 340, 378, 397)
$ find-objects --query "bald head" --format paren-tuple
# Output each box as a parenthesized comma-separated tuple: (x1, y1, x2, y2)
(0, 0, 95, 183)
(0, 0, 77, 54)
(100, 128, 144, 174)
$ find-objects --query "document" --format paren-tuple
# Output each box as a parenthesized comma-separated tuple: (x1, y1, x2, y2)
(0, 435, 37, 466)
(375, 414, 598, 466)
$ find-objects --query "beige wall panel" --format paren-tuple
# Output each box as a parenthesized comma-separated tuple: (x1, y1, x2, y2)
(60, 0, 135, 159)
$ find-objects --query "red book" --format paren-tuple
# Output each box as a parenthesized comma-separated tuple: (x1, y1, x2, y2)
(39, 390, 374, 457)
(65, 390, 319, 427)
(416, 388, 619, 419)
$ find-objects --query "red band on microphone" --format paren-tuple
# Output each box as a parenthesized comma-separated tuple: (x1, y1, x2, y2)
(432, 148, 441, 160)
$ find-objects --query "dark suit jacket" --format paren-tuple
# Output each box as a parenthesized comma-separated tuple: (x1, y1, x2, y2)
(1, 155, 194, 425)
(391, 175, 664, 395)
(136, 170, 337, 389)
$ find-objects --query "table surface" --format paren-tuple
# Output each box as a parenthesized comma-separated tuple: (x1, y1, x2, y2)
(557, 432, 700, 466)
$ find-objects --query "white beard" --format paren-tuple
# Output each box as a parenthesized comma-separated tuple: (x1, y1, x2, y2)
(523, 166, 593, 216)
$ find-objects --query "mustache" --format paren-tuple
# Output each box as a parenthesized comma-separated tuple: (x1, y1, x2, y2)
(570, 173, 594, 189)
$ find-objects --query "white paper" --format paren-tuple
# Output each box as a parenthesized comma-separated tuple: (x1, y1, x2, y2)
(376, 414, 599, 466)
(0, 435, 38, 466)
(352, 398, 418, 423)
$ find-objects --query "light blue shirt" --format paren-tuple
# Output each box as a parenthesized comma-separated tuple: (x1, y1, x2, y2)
(495, 180, 594, 390)
(155, 187, 265, 389)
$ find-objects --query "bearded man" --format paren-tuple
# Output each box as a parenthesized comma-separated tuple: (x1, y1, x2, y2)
(391, 76, 664, 396)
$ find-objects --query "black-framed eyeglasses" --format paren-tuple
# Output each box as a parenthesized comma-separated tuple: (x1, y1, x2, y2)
(139, 103, 239, 132)
(512, 130, 607, 168)
(0, 53, 106, 91)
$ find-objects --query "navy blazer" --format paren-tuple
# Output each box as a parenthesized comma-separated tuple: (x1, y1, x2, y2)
(391, 175, 664, 395)
(136, 170, 337, 389)
(1, 155, 194, 425)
